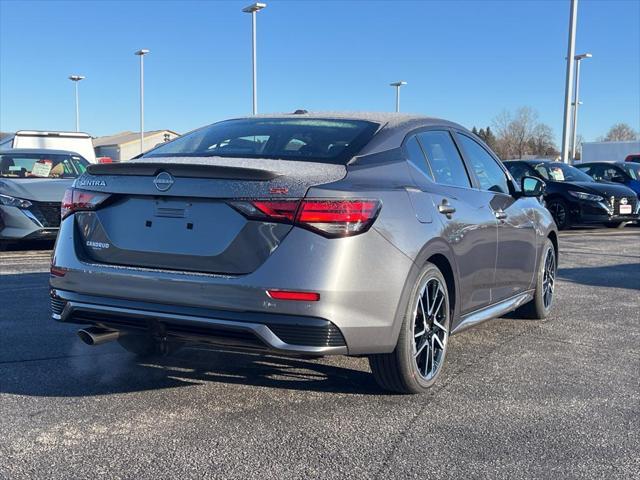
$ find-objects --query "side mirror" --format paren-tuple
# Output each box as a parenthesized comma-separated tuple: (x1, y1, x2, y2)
(521, 176, 545, 197)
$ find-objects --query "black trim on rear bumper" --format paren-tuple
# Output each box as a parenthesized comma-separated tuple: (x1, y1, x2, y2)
(50, 289, 347, 354)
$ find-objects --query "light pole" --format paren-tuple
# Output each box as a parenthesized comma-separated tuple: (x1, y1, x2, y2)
(242, 3, 267, 115)
(571, 52, 592, 162)
(390, 81, 407, 112)
(560, 0, 579, 163)
(68, 75, 85, 132)
(135, 49, 150, 154)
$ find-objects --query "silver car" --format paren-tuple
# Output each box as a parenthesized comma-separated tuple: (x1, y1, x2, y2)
(1, 149, 89, 247)
(50, 113, 558, 393)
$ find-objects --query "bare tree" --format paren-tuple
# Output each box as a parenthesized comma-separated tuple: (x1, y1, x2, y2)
(604, 123, 639, 141)
(492, 107, 549, 159)
(529, 123, 558, 158)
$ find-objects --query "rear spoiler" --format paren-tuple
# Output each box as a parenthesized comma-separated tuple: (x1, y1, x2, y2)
(86, 162, 279, 181)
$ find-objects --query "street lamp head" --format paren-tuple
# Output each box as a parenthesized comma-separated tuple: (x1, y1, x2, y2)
(390, 81, 407, 87)
(574, 52, 592, 60)
(68, 75, 85, 82)
(242, 2, 266, 13)
(135, 49, 150, 56)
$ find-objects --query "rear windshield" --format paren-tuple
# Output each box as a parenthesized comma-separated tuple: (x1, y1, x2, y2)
(144, 118, 380, 164)
(0, 153, 88, 179)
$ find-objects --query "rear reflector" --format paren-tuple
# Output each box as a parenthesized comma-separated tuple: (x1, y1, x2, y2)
(61, 188, 111, 220)
(267, 290, 320, 301)
(50, 266, 67, 277)
(228, 198, 381, 238)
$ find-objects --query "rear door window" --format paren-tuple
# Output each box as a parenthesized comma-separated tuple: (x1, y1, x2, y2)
(456, 134, 510, 194)
(405, 135, 434, 181)
(416, 131, 471, 188)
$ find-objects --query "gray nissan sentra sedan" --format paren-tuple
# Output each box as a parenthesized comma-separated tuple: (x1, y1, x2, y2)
(50, 112, 558, 393)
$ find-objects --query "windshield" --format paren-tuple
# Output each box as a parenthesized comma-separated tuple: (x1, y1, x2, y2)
(144, 118, 380, 164)
(622, 163, 640, 180)
(534, 162, 594, 183)
(0, 153, 88, 179)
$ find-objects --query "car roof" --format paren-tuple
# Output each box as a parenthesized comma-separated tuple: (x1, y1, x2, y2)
(0, 148, 83, 156)
(504, 159, 561, 166)
(228, 111, 469, 156)
(577, 162, 626, 166)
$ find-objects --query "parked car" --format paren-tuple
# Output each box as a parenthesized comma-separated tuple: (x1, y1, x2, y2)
(50, 113, 558, 394)
(0, 148, 89, 247)
(575, 162, 640, 197)
(0, 130, 96, 163)
(504, 160, 639, 229)
(625, 154, 640, 163)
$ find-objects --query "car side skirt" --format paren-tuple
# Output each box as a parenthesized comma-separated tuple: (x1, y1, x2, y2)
(451, 290, 534, 335)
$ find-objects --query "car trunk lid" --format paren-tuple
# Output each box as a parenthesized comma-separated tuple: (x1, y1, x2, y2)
(74, 157, 346, 274)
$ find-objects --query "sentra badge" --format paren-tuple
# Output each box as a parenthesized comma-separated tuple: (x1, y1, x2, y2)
(78, 179, 107, 187)
(153, 172, 174, 192)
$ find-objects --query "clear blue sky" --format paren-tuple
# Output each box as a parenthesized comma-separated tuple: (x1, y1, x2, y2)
(1, 0, 638, 143)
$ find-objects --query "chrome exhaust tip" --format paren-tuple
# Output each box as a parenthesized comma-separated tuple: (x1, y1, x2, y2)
(77, 326, 120, 346)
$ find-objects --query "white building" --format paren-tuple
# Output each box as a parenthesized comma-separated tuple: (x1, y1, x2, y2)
(93, 130, 180, 161)
(580, 140, 640, 163)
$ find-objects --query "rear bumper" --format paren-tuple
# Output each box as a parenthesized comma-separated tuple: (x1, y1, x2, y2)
(51, 289, 348, 355)
(50, 214, 415, 355)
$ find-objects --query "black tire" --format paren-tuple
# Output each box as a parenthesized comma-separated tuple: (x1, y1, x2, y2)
(368, 262, 451, 394)
(516, 238, 556, 320)
(546, 198, 571, 230)
(117, 334, 163, 358)
(605, 221, 627, 229)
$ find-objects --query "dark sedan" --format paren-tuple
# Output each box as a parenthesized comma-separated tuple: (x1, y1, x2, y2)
(504, 160, 639, 229)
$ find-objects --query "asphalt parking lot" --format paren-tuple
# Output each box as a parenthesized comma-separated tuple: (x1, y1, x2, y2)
(1, 228, 639, 480)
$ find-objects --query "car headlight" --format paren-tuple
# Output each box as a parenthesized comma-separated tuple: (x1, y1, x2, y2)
(0, 193, 33, 208)
(568, 191, 604, 202)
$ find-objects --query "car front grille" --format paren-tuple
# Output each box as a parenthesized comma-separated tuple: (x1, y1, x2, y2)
(28, 202, 61, 227)
(609, 195, 638, 215)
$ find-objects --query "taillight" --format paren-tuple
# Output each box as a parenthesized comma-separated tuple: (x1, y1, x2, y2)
(228, 198, 381, 238)
(61, 188, 111, 220)
(297, 200, 380, 237)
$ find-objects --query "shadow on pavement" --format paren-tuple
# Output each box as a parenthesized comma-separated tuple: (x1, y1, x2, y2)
(0, 346, 382, 398)
(558, 263, 640, 290)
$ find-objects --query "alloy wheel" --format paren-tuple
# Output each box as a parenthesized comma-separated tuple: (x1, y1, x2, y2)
(542, 247, 556, 309)
(413, 277, 449, 381)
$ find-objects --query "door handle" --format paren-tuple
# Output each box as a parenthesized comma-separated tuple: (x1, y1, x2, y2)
(495, 210, 508, 220)
(438, 202, 456, 217)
